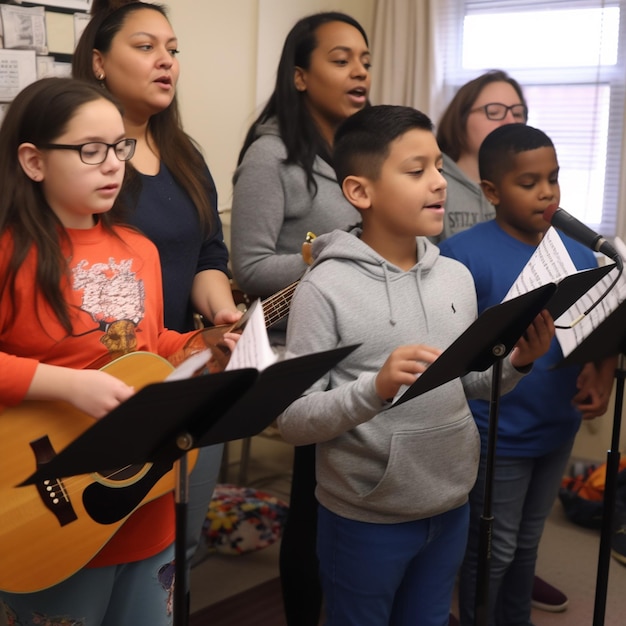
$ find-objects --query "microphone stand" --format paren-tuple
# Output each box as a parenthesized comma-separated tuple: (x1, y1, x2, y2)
(592, 355, 624, 626)
(556, 263, 626, 626)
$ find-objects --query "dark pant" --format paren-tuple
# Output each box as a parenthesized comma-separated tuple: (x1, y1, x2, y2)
(459, 440, 574, 626)
(279, 443, 322, 626)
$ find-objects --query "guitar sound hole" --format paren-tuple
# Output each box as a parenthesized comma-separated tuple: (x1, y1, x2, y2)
(99, 464, 146, 483)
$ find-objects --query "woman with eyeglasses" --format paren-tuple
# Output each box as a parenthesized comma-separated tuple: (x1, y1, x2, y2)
(72, 0, 241, 606)
(435, 70, 529, 242)
(436, 70, 570, 624)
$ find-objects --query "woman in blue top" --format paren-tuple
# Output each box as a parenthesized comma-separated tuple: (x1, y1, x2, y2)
(73, 0, 241, 596)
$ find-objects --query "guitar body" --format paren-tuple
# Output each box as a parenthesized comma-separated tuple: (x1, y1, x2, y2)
(0, 352, 198, 593)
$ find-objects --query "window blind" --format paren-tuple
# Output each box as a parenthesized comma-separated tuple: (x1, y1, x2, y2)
(437, 0, 626, 238)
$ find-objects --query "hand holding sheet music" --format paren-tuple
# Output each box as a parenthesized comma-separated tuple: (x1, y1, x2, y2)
(224, 299, 278, 372)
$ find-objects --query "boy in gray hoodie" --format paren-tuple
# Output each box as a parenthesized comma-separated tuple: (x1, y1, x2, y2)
(277, 105, 554, 626)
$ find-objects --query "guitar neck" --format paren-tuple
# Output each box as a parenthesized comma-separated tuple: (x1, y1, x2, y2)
(262, 281, 298, 328)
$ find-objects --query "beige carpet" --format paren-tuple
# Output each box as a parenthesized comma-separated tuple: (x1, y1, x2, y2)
(528, 505, 626, 626)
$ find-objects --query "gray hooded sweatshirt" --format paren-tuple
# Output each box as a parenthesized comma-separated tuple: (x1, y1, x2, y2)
(230, 119, 359, 297)
(278, 228, 525, 524)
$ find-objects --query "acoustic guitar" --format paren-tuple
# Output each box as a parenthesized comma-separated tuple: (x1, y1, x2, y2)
(0, 351, 198, 593)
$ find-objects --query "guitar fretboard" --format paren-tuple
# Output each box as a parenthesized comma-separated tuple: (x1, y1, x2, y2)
(262, 281, 298, 328)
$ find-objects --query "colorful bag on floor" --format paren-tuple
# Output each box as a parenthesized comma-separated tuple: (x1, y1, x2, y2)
(559, 460, 626, 529)
(202, 484, 289, 555)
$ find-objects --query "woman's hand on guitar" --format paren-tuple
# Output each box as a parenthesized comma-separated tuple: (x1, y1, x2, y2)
(221, 330, 242, 353)
(212, 309, 243, 352)
(213, 307, 243, 327)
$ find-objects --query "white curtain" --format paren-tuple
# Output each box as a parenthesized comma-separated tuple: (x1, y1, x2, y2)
(369, 0, 444, 120)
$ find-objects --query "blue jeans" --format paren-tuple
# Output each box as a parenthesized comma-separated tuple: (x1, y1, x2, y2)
(458, 439, 574, 626)
(318, 502, 469, 626)
(185, 443, 223, 567)
(0, 543, 175, 626)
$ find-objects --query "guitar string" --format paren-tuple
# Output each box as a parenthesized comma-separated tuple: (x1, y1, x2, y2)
(34, 460, 174, 510)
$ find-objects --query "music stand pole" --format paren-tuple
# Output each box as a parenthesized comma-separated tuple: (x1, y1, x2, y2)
(556, 296, 626, 626)
(174, 450, 190, 626)
(389, 286, 559, 625)
(592, 354, 625, 626)
(474, 348, 506, 626)
(388, 272, 611, 625)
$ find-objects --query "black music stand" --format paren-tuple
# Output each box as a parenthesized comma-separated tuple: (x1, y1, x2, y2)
(558, 299, 626, 626)
(392, 284, 557, 626)
(19, 344, 357, 626)
(391, 266, 613, 626)
(392, 284, 556, 407)
(544, 264, 614, 319)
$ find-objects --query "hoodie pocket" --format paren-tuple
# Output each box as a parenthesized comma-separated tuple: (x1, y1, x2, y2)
(357, 415, 480, 518)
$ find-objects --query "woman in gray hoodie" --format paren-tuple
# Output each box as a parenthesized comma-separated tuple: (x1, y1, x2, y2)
(230, 12, 371, 626)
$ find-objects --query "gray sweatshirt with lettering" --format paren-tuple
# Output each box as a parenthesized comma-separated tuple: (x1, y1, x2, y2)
(435, 154, 496, 242)
(278, 228, 525, 524)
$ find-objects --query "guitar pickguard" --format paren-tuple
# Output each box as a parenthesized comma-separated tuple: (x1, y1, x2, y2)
(82, 460, 173, 524)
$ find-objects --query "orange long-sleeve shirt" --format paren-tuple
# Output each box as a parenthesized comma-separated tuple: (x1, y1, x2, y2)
(0, 222, 194, 569)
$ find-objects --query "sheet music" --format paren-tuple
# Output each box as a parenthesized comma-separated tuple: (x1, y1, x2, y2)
(0, 5, 47, 55)
(555, 237, 626, 356)
(502, 228, 626, 357)
(502, 228, 577, 302)
(0, 49, 37, 101)
(225, 299, 278, 372)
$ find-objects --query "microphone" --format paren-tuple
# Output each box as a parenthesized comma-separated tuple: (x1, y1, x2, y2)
(543, 205, 622, 270)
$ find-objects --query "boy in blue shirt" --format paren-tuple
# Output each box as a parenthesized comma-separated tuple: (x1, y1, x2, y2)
(439, 123, 614, 626)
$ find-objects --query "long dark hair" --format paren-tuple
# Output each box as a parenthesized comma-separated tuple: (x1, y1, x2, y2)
(0, 78, 125, 333)
(72, 0, 215, 234)
(436, 69, 528, 162)
(236, 12, 369, 193)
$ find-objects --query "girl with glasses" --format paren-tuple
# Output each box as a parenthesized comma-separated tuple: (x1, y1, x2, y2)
(0, 76, 223, 625)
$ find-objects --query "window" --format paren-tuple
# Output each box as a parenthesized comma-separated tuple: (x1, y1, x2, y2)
(438, 0, 626, 238)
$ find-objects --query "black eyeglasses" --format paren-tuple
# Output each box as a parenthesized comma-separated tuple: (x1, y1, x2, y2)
(41, 138, 137, 165)
(469, 103, 528, 122)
